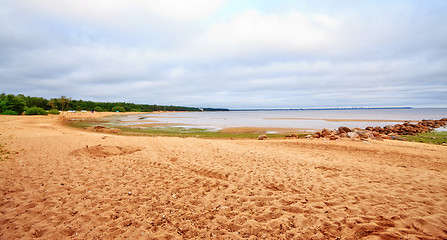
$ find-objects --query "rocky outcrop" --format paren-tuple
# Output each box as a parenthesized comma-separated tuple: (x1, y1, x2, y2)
(310, 118, 447, 141)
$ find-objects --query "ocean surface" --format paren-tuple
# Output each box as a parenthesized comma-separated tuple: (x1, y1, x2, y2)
(118, 108, 447, 132)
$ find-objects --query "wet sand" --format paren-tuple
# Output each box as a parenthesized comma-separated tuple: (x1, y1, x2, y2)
(0, 113, 446, 239)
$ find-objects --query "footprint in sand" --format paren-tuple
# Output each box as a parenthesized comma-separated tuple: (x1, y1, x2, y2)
(69, 145, 144, 158)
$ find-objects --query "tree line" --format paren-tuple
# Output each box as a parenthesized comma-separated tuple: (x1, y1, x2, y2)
(0, 93, 228, 115)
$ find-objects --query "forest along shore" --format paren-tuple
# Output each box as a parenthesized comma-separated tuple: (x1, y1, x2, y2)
(0, 113, 446, 239)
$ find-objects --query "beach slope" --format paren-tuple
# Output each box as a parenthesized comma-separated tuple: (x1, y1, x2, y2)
(0, 113, 446, 239)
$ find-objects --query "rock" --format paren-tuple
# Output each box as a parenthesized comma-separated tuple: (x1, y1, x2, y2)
(339, 133, 348, 138)
(93, 126, 107, 131)
(355, 130, 369, 139)
(347, 132, 359, 139)
(372, 131, 381, 137)
(338, 126, 351, 133)
(285, 134, 298, 139)
(381, 134, 392, 140)
(390, 135, 405, 141)
(384, 125, 394, 130)
(322, 129, 332, 137)
(312, 132, 321, 138)
(329, 135, 339, 141)
(258, 135, 268, 140)
(305, 135, 313, 139)
(371, 131, 383, 140)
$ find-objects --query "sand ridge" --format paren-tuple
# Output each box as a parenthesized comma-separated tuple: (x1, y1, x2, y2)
(0, 114, 446, 239)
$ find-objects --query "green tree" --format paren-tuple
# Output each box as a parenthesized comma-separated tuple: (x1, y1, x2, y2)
(59, 96, 71, 111)
(47, 99, 56, 109)
(0, 94, 26, 114)
(27, 96, 48, 109)
(94, 106, 103, 112)
(111, 106, 126, 112)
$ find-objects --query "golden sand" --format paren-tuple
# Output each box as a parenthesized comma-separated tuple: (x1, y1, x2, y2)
(0, 112, 446, 239)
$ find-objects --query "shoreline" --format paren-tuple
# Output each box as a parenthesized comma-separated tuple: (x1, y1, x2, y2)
(64, 112, 446, 141)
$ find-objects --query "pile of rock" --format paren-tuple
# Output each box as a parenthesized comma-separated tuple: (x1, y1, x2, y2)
(309, 118, 447, 141)
(366, 119, 447, 135)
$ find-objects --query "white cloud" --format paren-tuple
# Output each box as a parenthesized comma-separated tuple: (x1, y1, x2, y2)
(19, 0, 225, 23)
(197, 10, 340, 55)
(167, 66, 187, 79)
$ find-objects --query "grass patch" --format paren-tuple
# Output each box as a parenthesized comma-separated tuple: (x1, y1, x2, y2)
(65, 119, 110, 129)
(403, 131, 447, 145)
(119, 126, 291, 139)
(65, 118, 307, 139)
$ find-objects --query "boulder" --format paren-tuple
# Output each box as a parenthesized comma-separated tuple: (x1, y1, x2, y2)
(381, 134, 392, 140)
(329, 135, 339, 141)
(355, 130, 369, 139)
(321, 129, 332, 137)
(338, 126, 351, 133)
(285, 134, 298, 139)
(384, 125, 394, 130)
(347, 132, 359, 139)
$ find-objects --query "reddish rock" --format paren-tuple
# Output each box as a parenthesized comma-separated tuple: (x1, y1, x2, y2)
(355, 130, 369, 139)
(338, 126, 351, 133)
(310, 118, 446, 142)
(258, 135, 268, 140)
(322, 129, 332, 137)
(312, 132, 321, 138)
(285, 134, 298, 139)
(381, 134, 392, 140)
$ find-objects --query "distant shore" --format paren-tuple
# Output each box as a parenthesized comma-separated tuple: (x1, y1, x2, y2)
(230, 107, 413, 111)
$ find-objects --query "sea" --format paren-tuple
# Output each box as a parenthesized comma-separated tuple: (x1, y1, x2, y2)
(117, 108, 447, 132)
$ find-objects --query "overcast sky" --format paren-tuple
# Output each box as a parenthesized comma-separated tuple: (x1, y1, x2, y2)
(1, 0, 447, 108)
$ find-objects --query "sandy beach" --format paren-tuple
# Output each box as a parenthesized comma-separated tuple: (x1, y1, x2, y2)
(0, 112, 446, 239)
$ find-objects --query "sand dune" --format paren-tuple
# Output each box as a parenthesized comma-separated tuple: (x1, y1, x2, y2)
(0, 114, 446, 239)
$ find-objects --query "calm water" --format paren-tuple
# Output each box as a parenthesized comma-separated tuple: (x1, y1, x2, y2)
(118, 108, 447, 132)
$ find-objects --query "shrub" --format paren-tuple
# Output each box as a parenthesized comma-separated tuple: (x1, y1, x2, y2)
(111, 106, 126, 112)
(94, 106, 103, 112)
(131, 108, 141, 112)
(1, 110, 18, 115)
(48, 109, 60, 115)
(25, 107, 48, 115)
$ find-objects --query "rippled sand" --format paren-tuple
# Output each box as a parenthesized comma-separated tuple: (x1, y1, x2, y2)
(1, 113, 446, 239)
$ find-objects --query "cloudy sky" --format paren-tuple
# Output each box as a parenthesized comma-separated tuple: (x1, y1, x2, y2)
(1, 0, 446, 109)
